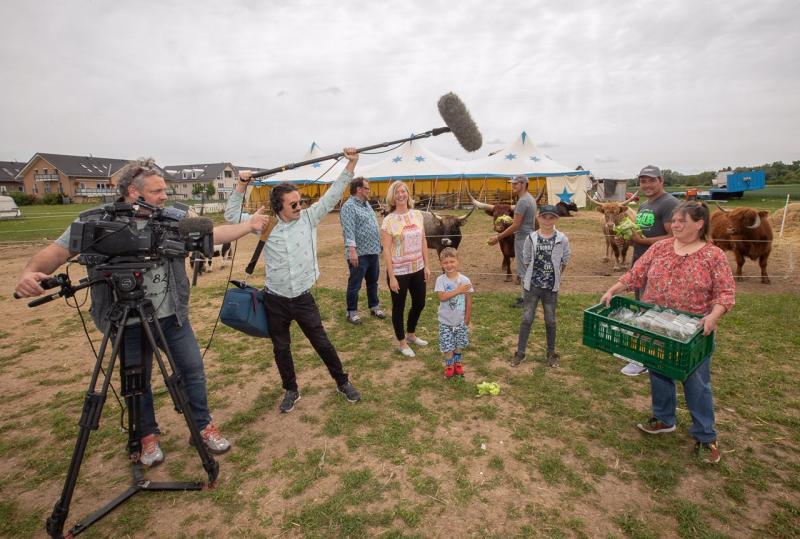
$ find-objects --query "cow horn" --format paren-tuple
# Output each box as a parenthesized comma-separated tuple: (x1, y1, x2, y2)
(457, 205, 475, 223)
(622, 191, 639, 205)
(467, 189, 494, 212)
(430, 210, 444, 221)
(535, 185, 546, 204)
(713, 202, 730, 213)
(747, 212, 761, 229)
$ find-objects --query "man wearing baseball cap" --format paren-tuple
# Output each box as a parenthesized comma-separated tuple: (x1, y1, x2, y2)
(488, 175, 538, 307)
(619, 165, 679, 376)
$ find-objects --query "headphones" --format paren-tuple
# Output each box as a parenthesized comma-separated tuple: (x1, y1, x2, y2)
(270, 183, 298, 214)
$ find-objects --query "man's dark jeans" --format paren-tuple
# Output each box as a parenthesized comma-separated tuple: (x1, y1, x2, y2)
(265, 291, 349, 392)
(346, 254, 380, 312)
(120, 315, 211, 438)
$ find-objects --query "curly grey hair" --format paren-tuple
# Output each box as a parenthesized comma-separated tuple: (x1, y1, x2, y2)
(116, 157, 162, 198)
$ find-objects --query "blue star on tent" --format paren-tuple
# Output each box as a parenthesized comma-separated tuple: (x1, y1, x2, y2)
(505, 153, 517, 161)
(530, 155, 540, 162)
(414, 155, 425, 163)
(311, 162, 321, 168)
(392, 156, 402, 163)
(556, 186, 575, 204)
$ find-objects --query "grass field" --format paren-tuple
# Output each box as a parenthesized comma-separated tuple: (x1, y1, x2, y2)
(1, 185, 797, 243)
(0, 203, 229, 243)
(1, 287, 798, 537)
(666, 184, 799, 211)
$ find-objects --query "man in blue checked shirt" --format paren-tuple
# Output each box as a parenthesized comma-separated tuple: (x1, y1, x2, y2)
(226, 148, 362, 414)
(340, 176, 386, 325)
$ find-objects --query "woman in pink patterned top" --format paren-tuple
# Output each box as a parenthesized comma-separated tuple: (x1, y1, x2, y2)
(381, 181, 430, 357)
(601, 201, 735, 464)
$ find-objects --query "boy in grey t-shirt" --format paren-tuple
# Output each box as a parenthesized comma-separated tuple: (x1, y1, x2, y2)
(434, 248, 474, 379)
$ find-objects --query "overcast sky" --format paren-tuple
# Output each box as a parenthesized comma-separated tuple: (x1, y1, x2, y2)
(1, 0, 798, 178)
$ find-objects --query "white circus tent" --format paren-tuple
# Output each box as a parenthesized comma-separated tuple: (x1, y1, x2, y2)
(357, 138, 463, 181)
(464, 131, 590, 207)
(253, 142, 347, 186)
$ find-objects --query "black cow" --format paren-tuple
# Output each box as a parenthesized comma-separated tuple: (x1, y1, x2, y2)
(556, 201, 579, 217)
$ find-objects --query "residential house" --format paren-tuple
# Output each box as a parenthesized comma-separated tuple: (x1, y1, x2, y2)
(17, 153, 132, 202)
(0, 161, 25, 195)
(163, 163, 237, 200)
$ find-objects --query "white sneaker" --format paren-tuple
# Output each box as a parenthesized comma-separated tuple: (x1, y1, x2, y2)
(140, 434, 164, 467)
(399, 346, 416, 357)
(621, 362, 648, 376)
(406, 336, 428, 346)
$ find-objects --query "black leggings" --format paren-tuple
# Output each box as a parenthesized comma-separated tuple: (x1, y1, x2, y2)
(388, 269, 426, 341)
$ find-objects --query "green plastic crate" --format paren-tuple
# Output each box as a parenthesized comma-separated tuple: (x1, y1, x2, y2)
(582, 296, 715, 381)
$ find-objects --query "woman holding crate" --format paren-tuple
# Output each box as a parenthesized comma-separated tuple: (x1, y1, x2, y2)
(600, 201, 735, 464)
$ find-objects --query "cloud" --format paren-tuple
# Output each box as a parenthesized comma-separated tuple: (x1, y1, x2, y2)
(594, 156, 619, 163)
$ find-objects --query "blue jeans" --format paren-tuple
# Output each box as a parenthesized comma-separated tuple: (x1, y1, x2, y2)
(120, 315, 212, 437)
(650, 356, 716, 443)
(346, 254, 380, 313)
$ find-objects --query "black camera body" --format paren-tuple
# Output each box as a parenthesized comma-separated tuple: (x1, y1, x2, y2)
(70, 200, 214, 265)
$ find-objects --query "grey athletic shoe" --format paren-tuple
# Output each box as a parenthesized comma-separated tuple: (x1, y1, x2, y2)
(337, 382, 361, 403)
(547, 352, 560, 368)
(510, 351, 526, 367)
(279, 390, 301, 413)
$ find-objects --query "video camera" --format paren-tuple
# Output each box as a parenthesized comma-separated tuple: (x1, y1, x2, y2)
(69, 199, 214, 265)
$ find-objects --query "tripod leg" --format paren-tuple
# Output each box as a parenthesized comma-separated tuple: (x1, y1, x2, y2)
(46, 311, 130, 539)
(119, 326, 148, 461)
(138, 310, 219, 485)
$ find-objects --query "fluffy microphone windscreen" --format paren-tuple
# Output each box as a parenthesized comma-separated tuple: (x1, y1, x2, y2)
(178, 217, 214, 237)
(437, 92, 483, 152)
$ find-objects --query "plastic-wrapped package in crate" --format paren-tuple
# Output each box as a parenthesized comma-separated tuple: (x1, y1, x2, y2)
(582, 296, 715, 381)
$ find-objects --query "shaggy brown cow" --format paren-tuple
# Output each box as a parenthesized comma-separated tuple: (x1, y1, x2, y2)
(710, 204, 773, 284)
(590, 191, 638, 271)
(468, 189, 545, 282)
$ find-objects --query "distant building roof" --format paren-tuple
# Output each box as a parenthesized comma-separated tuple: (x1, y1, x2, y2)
(0, 161, 25, 182)
(18, 153, 131, 178)
(163, 162, 234, 182)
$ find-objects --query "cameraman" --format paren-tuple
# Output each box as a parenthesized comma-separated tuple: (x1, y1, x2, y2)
(226, 148, 362, 414)
(14, 158, 270, 466)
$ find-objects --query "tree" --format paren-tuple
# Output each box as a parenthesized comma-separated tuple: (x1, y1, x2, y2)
(192, 182, 216, 214)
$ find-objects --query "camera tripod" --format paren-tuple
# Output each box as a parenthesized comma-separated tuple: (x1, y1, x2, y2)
(32, 264, 219, 538)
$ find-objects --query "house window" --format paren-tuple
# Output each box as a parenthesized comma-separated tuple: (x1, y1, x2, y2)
(224, 170, 232, 178)
(44, 183, 52, 193)
(218, 182, 224, 188)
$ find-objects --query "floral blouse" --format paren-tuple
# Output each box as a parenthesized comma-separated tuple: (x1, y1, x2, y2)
(619, 238, 736, 316)
(381, 209, 426, 275)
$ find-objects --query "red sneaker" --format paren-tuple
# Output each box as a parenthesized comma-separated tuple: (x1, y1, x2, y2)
(444, 365, 455, 378)
(454, 362, 464, 376)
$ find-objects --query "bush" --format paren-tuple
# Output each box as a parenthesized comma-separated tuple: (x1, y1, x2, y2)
(9, 192, 36, 206)
(41, 193, 64, 205)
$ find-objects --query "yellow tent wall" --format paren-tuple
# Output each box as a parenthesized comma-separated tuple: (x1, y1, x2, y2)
(244, 176, 547, 211)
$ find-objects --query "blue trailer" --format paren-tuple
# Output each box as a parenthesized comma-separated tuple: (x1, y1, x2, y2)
(709, 170, 765, 199)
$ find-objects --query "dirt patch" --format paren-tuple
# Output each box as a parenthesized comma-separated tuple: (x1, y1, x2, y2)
(1, 209, 797, 537)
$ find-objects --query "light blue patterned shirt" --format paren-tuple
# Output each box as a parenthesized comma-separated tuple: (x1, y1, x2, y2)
(225, 169, 354, 298)
(340, 195, 381, 257)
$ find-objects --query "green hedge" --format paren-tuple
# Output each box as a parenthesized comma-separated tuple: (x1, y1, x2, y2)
(9, 192, 36, 206)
